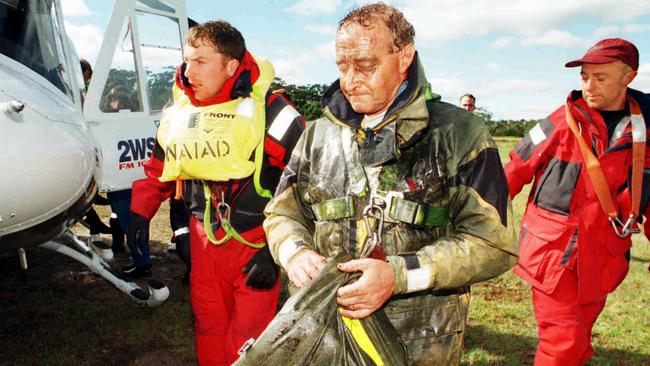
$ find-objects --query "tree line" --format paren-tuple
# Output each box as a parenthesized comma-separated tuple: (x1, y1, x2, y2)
(104, 69, 538, 138)
(474, 107, 537, 137)
(271, 78, 538, 137)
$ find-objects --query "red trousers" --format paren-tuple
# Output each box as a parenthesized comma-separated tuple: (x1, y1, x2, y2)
(189, 217, 280, 366)
(532, 270, 606, 366)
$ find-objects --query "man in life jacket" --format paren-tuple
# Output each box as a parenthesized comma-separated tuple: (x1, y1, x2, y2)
(263, 4, 517, 365)
(505, 38, 650, 365)
(127, 21, 305, 365)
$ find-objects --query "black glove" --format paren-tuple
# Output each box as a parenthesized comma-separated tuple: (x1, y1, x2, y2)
(126, 213, 150, 256)
(243, 245, 279, 289)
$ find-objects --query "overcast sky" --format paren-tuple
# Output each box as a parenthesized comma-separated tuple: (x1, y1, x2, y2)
(62, 0, 650, 120)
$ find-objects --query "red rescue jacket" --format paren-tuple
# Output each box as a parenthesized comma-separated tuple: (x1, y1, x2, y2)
(505, 88, 650, 304)
(130, 51, 305, 244)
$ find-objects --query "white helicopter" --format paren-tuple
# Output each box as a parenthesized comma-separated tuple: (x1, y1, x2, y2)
(0, 0, 190, 306)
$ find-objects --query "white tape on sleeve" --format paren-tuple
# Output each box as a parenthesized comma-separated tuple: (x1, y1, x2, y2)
(529, 123, 547, 145)
(268, 105, 300, 141)
(278, 240, 300, 268)
(406, 267, 432, 293)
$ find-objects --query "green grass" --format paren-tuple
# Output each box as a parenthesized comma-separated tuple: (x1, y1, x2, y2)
(1, 138, 649, 365)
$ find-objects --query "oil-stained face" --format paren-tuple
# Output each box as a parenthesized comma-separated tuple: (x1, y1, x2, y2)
(183, 38, 239, 101)
(580, 61, 637, 111)
(335, 21, 414, 116)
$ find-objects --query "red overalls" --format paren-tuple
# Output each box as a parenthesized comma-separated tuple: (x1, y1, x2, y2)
(505, 89, 650, 365)
(131, 51, 305, 365)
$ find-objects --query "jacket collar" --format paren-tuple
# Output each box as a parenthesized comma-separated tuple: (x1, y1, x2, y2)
(567, 88, 650, 152)
(321, 52, 438, 149)
(174, 50, 260, 107)
(569, 88, 650, 122)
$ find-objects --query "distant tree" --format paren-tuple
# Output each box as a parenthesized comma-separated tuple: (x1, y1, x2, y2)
(147, 66, 176, 111)
(474, 106, 493, 123)
(100, 68, 141, 112)
(271, 78, 329, 121)
(487, 119, 538, 137)
(99, 67, 176, 112)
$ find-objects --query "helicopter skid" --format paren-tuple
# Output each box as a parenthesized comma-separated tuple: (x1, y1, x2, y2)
(40, 237, 169, 307)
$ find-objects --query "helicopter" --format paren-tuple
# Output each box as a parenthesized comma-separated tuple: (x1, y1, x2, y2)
(0, 0, 191, 307)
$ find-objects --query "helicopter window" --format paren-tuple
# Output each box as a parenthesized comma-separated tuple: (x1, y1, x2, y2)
(0, 0, 74, 99)
(136, 11, 183, 112)
(100, 17, 144, 113)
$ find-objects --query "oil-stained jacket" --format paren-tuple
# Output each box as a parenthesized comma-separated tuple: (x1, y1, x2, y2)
(263, 55, 518, 365)
(506, 89, 650, 304)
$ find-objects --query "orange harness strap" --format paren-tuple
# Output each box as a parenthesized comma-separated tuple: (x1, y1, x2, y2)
(564, 96, 646, 237)
(174, 179, 183, 199)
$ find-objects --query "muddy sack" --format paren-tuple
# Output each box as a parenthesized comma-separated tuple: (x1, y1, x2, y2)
(233, 251, 410, 366)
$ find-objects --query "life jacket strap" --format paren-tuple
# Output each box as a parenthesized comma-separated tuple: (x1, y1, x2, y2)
(202, 182, 266, 248)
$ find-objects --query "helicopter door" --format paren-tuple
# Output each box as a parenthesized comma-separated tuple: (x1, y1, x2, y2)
(83, 0, 188, 192)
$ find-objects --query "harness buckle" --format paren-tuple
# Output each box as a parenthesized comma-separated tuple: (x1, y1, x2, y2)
(215, 189, 231, 224)
(609, 215, 640, 238)
(361, 198, 385, 258)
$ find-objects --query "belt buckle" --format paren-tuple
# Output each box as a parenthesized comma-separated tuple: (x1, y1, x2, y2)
(382, 190, 404, 223)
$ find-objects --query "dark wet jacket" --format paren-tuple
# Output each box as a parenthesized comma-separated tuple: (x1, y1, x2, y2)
(264, 55, 518, 365)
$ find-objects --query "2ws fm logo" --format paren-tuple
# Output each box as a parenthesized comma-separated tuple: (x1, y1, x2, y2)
(117, 137, 155, 170)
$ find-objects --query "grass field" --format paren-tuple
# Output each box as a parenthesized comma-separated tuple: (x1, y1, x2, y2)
(1, 137, 649, 365)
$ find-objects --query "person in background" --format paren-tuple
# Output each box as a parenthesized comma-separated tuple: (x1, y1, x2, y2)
(460, 93, 476, 112)
(80, 58, 93, 90)
(79, 59, 127, 256)
(505, 38, 650, 365)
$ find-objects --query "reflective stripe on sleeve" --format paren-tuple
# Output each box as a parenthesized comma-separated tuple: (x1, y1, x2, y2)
(269, 105, 301, 141)
(278, 239, 302, 268)
(529, 123, 547, 145)
(406, 267, 432, 293)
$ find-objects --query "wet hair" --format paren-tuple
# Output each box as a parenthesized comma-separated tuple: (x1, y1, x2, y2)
(338, 2, 415, 52)
(185, 20, 246, 61)
(460, 93, 476, 103)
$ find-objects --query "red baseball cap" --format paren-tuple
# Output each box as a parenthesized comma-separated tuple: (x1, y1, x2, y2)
(565, 38, 639, 70)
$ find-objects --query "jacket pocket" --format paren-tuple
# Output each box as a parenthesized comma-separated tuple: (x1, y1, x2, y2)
(384, 290, 465, 365)
(516, 208, 575, 292)
(517, 226, 566, 280)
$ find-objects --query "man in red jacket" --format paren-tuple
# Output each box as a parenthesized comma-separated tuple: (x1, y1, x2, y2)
(505, 38, 650, 365)
(127, 21, 305, 365)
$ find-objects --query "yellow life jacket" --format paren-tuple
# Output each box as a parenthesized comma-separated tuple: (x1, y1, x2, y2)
(157, 56, 275, 193)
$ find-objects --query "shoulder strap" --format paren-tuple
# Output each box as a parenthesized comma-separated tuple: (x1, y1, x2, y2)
(564, 97, 645, 237)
